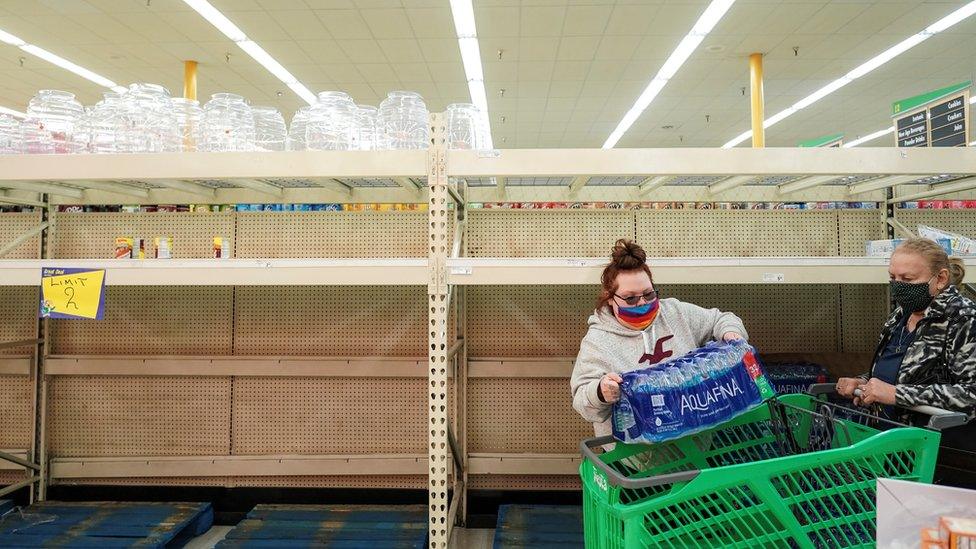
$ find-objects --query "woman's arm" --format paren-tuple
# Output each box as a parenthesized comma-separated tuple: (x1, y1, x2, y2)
(897, 317, 976, 412)
(571, 335, 615, 423)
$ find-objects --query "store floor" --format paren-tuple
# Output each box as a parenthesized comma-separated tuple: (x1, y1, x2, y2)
(183, 526, 495, 548)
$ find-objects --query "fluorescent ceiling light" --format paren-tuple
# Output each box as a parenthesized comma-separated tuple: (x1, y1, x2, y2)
(457, 37, 484, 83)
(182, 0, 315, 105)
(20, 45, 123, 91)
(722, 0, 976, 148)
(604, 0, 735, 148)
(182, 0, 247, 42)
(842, 127, 894, 148)
(0, 26, 124, 93)
(449, 0, 477, 38)
(0, 105, 26, 118)
(449, 0, 493, 149)
(0, 28, 25, 46)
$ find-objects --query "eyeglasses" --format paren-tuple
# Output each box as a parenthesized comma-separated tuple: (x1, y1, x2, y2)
(613, 290, 659, 306)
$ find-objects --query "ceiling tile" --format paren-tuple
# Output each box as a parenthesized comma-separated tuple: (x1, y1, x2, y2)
(392, 62, 432, 82)
(557, 36, 600, 61)
(298, 40, 350, 64)
(269, 9, 332, 41)
(549, 80, 584, 97)
(361, 8, 414, 39)
(405, 8, 455, 38)
(476, 6, 520, 38)
(417, 38, 460, 63)
(483, 61, 519, 81)
(520, 6, 566, 37)
(562, 5, 612, 36)
(337, 39, 388, 63)
(377, 39, 425, 63)
(517, 61, 554, 82)
(314, 10, 372, 40)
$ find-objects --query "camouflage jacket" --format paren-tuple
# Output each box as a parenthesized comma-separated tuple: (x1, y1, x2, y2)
(862, 285, 976, 413)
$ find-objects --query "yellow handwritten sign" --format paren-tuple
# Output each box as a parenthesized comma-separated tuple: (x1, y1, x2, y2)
(40, 268, 106, 320)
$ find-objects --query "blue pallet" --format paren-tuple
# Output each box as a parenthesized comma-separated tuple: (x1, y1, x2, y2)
(215, 504, 427, 549)
(0, 501, 213, 548)
(0, 500, 13, 516)
(493, 505, 584, 549)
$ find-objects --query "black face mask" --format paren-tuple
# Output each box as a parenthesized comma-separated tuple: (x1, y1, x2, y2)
(890, 277, 934, 312)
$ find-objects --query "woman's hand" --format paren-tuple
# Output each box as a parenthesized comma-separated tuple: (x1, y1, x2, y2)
(599, 373, 623, 404)
(722, 332, 744, 342)
(835, 377, 861, 399)
(855, 378, 897, 406)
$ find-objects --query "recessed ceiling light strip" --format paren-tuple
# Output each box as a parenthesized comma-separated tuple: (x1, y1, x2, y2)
(603, 0, 736, 149)
(0, 27, 125, 93)
(449, 0, 493, 149)
(182, 0, 316, 105)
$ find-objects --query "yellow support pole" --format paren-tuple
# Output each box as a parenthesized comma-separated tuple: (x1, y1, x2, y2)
(749, 53, 764, 148)
(183, 60, 198, 101)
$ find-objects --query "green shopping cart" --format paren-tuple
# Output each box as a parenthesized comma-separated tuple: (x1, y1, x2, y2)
(579, 387, 969, 548)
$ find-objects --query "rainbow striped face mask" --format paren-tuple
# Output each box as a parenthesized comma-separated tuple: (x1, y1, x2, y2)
(614, 299, 660, 331)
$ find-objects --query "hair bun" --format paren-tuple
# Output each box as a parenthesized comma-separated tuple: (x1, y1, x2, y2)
(611, 238, 646, 269)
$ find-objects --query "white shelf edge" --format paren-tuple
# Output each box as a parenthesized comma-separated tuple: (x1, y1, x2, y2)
(0, 258, 429, 286)
(4, 257, 974, 286)
(446, 256, 976, 285)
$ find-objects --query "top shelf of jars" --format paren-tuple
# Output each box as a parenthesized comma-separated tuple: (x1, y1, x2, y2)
(0, 150, 428, 182)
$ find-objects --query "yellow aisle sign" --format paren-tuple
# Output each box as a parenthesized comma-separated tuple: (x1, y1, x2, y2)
(39, 268, 106, 320)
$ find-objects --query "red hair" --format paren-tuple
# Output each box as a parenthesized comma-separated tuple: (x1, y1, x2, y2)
(598, 239, 654, 309)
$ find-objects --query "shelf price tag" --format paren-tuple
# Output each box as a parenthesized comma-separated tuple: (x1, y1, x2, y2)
(39, 268, 106, 320)
(762, 273, 786, 283)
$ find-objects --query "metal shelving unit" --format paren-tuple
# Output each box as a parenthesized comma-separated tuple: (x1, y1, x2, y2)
(2, 128, 976, 544)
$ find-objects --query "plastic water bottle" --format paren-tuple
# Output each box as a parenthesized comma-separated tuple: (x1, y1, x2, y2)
(614, 393, 638, 439)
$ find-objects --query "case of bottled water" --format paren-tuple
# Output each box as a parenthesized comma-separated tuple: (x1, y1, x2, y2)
(612, 340, 776, 444)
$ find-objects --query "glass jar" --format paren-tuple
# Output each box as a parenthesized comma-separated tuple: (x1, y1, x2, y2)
(377, 91, 429, 150)
(354, 105, 378, 151)
(0, 114, 19, 154)
(287, 106, 311, 151)
(202, 93, 255, 152)
(89, 91, 124, 154)
(446, 103, 480, 150)
(252, 106, 287, 152)
(305, 91, 357, 151)
(172, 97, 203, 152)
(119, 83, 180, 153)
(21, 90, 86, 154)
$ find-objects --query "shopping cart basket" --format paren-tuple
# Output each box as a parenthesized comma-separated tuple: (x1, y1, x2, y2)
(580, 388, 969, 548)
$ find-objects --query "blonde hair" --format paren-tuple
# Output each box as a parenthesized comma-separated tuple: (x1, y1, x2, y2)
(894, 237, 965, 287)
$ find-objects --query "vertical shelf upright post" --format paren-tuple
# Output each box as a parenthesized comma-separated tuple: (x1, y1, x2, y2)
(428, 113, 451, 546)
(37, 202, 54, 501)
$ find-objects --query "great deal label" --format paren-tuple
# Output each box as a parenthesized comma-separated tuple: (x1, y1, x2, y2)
(39, 268, 106, 320)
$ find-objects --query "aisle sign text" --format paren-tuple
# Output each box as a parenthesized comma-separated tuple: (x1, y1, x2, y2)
(39, 268, 106, 320)
(892, 81, 970, 149)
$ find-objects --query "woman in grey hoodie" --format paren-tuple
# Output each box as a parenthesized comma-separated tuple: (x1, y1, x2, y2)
(571, 239, 749, 438)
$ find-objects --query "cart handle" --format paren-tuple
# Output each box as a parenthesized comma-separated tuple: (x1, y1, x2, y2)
(580, 436, 700, 490)
(807, 383, 969, 431)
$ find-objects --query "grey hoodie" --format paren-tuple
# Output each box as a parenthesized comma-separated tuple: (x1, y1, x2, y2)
(571, 298, 748, 437)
